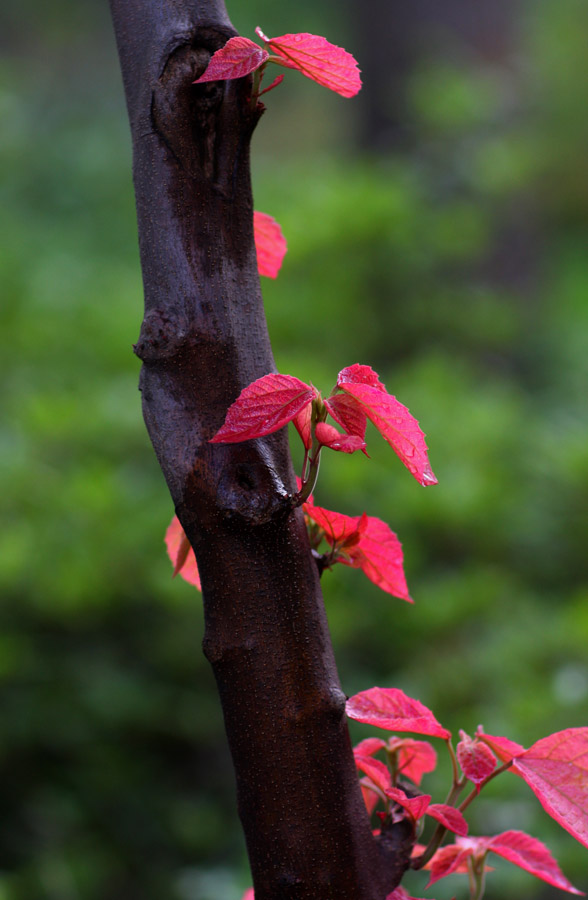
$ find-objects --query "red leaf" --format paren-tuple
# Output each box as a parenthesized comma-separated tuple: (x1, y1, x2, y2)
(386, 887, 430, 900)
(388, 737, 438, 786)
(210, 374, 317, 443)
(194, 36, 268, 83)
(315, 421, 366, 453)
(427, 803, 468, 837)
(511, 728, 588, 850)
(488, 831, 583, 894)
(346, 687, 451, 740)
(355, 754, 392, 793)
(457, 730, 497, 789)
(354, 737, 387, 757)
(386, 786, 431, 823)
(258, 72, 285, 97)
(475, 728, 525, 763)
(165, 516, 201, 590)
(337, 379, 437, 486)
(302, 502, 411, 601)
(253, 210, 287, 278)
(350, 516, 412, 601)
(303, 501, 362, 545)
(255, 28, 361, 98)
(337, 363, 387, 392)
(360, 778, 380, 815)
(293, 401, 313, 450)
(241, 891, 255, 900)
(426, 843, 474, 887)
(324, 393, 367, 443)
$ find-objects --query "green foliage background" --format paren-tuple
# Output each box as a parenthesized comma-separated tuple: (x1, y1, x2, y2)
(1, 1, 587, 897)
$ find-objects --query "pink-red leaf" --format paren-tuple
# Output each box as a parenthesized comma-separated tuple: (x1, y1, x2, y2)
(253, 210, 287, 278)
(475, 729, 525, 763)
(386, 888, 430, 900)
(355, 754, 392, 793)
(360, 777, 380, 816)
(427, 803, 468, 837)
(303, 501, 362, 545)
(337, 380, 437, 486)
(386, 786, 431, 823)
(457, 730, 497, 789)
(351, 516, 412, 601)
(258, 72, 284, 97)
(511, 728, 588, 850)
(292, 401, 313, 450)
(302, 503, 411, 601)
(324, 393, 367, 443)
(488, 831, 583, 894)
(426, 843, 474, 887)
(194, 36, 268, 83)
(337, 364, 387, 392)
(241, 891, 255, 900)
(165, 516, 201, 590)
(346, 687, 451, 740)
(354, 737, 387, 757)
(256, 29, 361, 98)
(315, 421, 366, 453)
(210, 374, 316, 443)
(388, 737, 438, 786)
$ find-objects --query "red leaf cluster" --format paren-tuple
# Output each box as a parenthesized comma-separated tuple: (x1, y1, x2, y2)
(427, 831, 582, 894)
(193, 29, 361, 99)
(478, 727, 588, 850)
(303, 500, 411, 601)
(210, 364, 436, 486)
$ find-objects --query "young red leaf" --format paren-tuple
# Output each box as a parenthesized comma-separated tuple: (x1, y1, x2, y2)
(355, 754, 393, 793)
(303, 501, 362, 545)
(360, 777, 380, 816)
(386, 786, 431, 824)
(354, 737, 387, 757)
(427, 803, 468, 837)
(255, 28, 362, 98)
(475, 728, 526, 763)
(351, 516, 412, 601)
(386, 887, 430, 900)
(426, 843, 474, 887)
(511, 728, 588, 850)
(488, 831, 583, 894)
(292, 401, 313, 450)
(388, 737, 438, 786)
(324, 393, 368, 443)
(346, 687, 451, 740)
(258, 72, 285, 97)
(457, 730, 497, 790)
(337, 363, 387, 392)
(194, 36, 268, 83)
(210, 373, 317, 443)
(241, 891, 255, 900)
(165, 516, 201, 590)
(315, 421, 366, 453)
(337, 380, 437, 486)
(302, 502, 412, 601)
(253, 210, 287, 278)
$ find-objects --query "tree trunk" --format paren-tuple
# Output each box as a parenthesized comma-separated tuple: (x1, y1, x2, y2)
(109, 2, 412, 897)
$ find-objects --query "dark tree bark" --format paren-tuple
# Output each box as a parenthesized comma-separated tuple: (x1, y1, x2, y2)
(109, 1, 412, 898)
